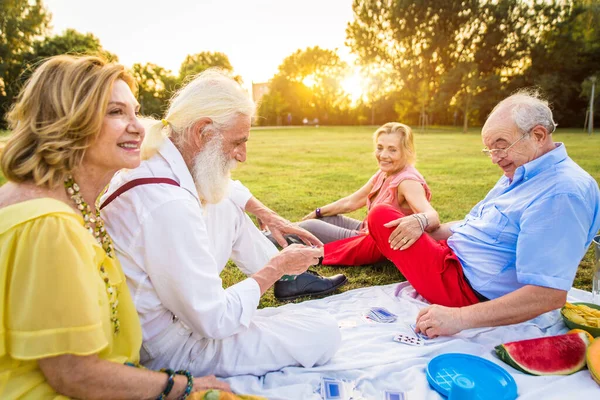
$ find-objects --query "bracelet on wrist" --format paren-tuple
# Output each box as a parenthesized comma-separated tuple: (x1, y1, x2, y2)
(315, 208, 323, 219)
(156, 369, 176, 400)
(411, 214, 425, 233)
(175, 370, 194, 400)
(421, 213, 429, 229)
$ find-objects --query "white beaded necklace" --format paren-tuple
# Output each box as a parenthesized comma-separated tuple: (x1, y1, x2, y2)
(64, 175, 120, 334)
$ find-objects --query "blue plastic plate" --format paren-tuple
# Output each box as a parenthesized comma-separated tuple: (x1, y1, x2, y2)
(426, 353, 518, 400)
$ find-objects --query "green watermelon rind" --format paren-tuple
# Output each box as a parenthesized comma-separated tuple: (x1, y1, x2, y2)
(495, 344, 535, 375)
(494, 332, 591, 376)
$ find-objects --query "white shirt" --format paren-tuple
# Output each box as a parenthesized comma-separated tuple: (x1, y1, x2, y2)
(101, 139, 261, 341)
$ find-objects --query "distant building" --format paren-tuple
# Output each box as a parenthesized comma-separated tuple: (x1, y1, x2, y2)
(252, 82, 270, 104)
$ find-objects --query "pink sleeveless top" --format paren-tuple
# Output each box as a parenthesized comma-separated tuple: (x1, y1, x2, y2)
(361, 165, 431, 230)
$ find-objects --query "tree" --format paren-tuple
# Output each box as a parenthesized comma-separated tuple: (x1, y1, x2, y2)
(178, 51, 240, 82)
(0, 0, 49, 126)
(131, 63, 178, 118)
(19, 29, 118, 87)
(28, 29, 117, 61)
(517, 0, 600, 127)
(258, 46, 351, 125)
(346, 0, 563, 126)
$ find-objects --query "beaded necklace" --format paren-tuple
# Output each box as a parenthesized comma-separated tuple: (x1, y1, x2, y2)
(64, 175, 120, 335)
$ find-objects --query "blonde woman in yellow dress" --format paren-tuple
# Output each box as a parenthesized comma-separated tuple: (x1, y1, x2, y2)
(0, 55, 232, 399)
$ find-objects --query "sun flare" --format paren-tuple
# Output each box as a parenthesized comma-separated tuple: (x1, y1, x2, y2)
(342, 72, 366, 103)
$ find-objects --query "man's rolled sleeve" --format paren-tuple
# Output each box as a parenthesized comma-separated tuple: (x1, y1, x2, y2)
(228, 180, 253, 209)
(516, 193, 592, 291)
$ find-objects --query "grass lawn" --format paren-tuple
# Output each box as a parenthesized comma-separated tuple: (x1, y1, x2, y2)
(1, 126, 599, 308)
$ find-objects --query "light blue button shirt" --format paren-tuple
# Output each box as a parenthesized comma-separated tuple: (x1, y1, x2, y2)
(448, 143, 600, 300)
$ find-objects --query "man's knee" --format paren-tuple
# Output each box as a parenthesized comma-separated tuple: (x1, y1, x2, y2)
(320, 317, 342, 363)
(307, 311, 341, 366)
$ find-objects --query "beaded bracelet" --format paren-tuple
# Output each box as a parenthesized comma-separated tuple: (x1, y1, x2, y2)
(175, 370, 194, 400)
(156, 369, 176, 400)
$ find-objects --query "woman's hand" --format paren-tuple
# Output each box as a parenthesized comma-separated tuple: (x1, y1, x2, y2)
(383, 215, 424, 250)
(193, 375, 231, 392)
(302, 210, 317, 221)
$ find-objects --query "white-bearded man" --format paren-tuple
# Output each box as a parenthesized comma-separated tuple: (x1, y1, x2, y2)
(100, 69, 345, 377)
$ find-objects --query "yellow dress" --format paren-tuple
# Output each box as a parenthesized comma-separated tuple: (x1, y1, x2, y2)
(0, 198, 142, 399)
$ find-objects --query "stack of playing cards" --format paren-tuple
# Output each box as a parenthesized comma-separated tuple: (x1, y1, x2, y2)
(363, 307, 397, 323)
(409, 323, 430, 341)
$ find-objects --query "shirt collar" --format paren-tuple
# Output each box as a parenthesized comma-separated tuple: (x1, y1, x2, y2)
(158, 138, 200, 202)
(511, 142, 567, 183)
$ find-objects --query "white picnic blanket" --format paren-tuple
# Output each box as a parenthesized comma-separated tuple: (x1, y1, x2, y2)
(223, 283, 600, 399)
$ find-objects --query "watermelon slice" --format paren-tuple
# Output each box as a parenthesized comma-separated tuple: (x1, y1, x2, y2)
(495, 330, 593, 376)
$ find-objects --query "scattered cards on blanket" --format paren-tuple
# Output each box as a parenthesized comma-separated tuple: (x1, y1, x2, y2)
(363, 307, 397, 323)
(409, 323, 430, 340)
(320, 377, 353, 400)
(393, 334, 424, 347)
(384, 391, 406, 400)
(338, 320, 357, 328)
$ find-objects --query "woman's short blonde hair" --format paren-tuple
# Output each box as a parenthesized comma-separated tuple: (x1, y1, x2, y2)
(1, 55, 135, 188)
(373, 122, 416, 165)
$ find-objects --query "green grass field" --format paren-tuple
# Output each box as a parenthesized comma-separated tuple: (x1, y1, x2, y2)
(1, 126, 599, 308)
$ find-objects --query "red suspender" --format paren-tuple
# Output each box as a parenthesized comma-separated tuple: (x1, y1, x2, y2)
(100, 178, 180, 210)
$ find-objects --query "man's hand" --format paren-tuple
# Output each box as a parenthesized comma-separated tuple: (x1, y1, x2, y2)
(263, 213, 323, 247)
(270, 244, 324, 275)
(383, 215, 423, 250)
(414, 305, 466, 338)
(252, 244, 323, 295)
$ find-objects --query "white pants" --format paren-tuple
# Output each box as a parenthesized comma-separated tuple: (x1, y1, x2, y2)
(139, 197, 342, 377)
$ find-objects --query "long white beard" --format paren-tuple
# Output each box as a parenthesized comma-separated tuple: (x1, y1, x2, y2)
(192, 135, 237, 204)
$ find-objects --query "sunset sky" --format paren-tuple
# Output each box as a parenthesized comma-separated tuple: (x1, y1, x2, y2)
(44, 0, 357, 89)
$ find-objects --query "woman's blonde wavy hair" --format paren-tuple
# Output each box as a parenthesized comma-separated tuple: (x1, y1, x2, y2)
(1, 55, 135, 188)
(373, 122, 416, 165)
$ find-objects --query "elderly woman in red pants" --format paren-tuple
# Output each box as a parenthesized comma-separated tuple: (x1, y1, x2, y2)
(300, 122, 440, 267)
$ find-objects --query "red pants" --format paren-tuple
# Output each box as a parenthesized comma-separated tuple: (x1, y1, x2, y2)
(325, 204, 481, 307)
(323, 233, 385, 266)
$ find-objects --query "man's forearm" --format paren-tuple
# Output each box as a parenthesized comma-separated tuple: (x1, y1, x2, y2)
(251, 263, 284, 295)
(244, 196, 275, 221)
(460, 285, 567, 330)
(427, 220, 462, 241)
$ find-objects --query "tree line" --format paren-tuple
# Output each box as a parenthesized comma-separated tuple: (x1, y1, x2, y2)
(1, 0, 599, 129)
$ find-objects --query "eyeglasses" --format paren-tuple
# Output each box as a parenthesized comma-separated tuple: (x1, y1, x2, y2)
(481, 132, 529, 158)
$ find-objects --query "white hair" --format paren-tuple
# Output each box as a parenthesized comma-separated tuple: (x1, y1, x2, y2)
(491, 89, 557, 135)
(141, 68, 255, 159)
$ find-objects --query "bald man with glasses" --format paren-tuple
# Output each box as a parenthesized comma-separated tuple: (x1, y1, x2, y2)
(365, 90, 600, 338)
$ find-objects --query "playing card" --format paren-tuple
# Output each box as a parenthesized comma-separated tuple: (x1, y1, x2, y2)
(385, 391, 406, 400)
(372, 307, 397, 320)
(409, 323, 430, 340)
(338, 320, 357, 328)
(393, 334, 424, 346)
(364, 307, 397, 323)
(321, 377, 344, 400)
